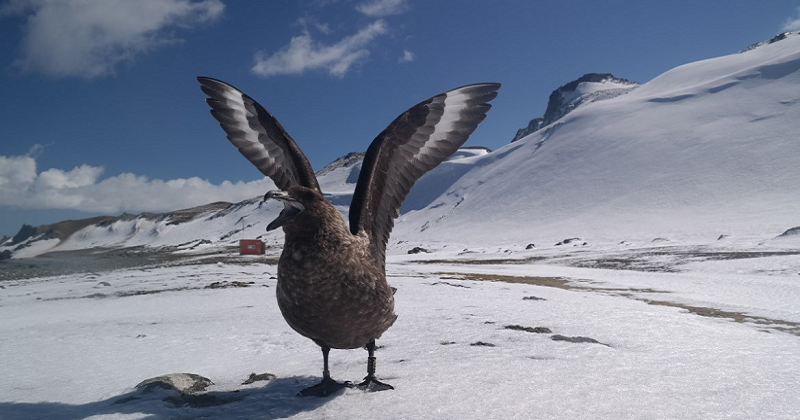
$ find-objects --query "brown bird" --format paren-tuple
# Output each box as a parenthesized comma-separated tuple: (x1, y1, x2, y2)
(198, 77, 500, 396)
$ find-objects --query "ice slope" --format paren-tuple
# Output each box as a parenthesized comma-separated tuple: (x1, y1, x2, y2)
(394, 35, 800, 246)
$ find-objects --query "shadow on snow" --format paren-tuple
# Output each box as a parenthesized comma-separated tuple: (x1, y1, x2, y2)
(0, 376, 343, 420)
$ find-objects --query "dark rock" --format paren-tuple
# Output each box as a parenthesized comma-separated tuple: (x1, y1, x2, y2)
(135, 373, 214, 394)
(408, 246, 430, 254)
(315, 152, 365, 178)
(741, 31, 800, 52)
(0, 250, 12, 260)
(551, 334, 608, 346)
(522, 296, 546, 301)
(470, 341, 496, 347)
(525, 243, 536, 250)
(512, 118, 544, 142)
(205, 281, 255, 289)
(504, 325, 551, 334)
(440, 341, 457, 345)
(777, 226, 800, 237)
(242, 372, 277, 385)
(430, 281, 469, 288)
(10, 224, 38, 245)
(555, 238, 581, 246)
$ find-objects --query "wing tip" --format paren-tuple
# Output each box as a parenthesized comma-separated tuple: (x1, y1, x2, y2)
(451, 82, 502, 92)
(197, 76, 245, 96)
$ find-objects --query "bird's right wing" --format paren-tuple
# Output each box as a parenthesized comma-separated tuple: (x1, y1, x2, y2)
(198, 77, 320, 192)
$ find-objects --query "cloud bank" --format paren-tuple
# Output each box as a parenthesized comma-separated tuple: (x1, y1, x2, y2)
(252, 19, 388, 78)
(2, 0, 224, 78)
(0, 150, 274, 214)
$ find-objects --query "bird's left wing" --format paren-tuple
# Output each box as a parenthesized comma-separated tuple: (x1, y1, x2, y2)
(197, 77, 320, 191)
(349, 83, 500, 264)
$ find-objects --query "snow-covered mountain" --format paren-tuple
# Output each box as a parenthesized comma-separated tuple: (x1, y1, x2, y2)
(3, 32, 799, 258)
(398, 33, 800, 246)
(511, 73, 639, 142)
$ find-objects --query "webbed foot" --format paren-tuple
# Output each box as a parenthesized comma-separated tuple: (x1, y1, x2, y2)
(297, 377, 350, 397)
(356, 375, 394, 392)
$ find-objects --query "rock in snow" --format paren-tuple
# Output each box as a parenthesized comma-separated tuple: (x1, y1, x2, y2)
(135, 373, 214, 394)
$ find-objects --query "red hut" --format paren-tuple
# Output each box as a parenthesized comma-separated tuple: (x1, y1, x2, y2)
(239, 239, 265, 255)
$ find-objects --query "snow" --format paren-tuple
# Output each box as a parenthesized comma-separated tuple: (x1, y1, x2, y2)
(1, 245, 799, 419)
(10, 237, 61, 259)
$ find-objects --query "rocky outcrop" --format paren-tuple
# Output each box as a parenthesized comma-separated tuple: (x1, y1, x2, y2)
(512, 73, 638, 142)
(740, 31, 800, 53)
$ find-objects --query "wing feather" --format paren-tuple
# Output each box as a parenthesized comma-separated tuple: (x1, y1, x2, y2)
(197, 77, 320, 192)
(350, 83, 500, 263)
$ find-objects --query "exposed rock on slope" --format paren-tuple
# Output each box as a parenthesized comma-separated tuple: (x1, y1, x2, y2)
(512, 73, 638, 142)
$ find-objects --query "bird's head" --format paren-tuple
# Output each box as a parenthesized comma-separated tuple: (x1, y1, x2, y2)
(263, 186, 328, 232)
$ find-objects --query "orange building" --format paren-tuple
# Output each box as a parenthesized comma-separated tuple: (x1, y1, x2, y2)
(239, 239, 265, 255)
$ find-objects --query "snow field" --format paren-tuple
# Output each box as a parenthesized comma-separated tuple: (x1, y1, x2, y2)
(1, 255, 799, 419)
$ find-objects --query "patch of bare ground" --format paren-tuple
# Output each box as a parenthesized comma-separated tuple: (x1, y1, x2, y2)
(419, 257, 547, 266)
(641, 299, 800, 336)
(436, 272, 800, 337)
(436, 272, 666, 294)
(415, 248, 800, 274)
(43, 280, 263, 301)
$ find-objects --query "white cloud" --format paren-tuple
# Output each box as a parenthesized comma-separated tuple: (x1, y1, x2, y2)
(783, 7, 800, 31)
(0, 150, 274, 214)
(398, 49, 415, 63)
(2, 0, 224, 78)
(252, 19, 388, 78)
(355, 0, 409, 17)
(297, 17, 332, 35)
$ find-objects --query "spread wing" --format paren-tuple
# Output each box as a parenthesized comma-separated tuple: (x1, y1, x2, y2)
(197, 77, 320, 192)
(350, 83, 501, 263)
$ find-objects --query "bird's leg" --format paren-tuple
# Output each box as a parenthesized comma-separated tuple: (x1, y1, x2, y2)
(356, 339, 394, 392)
(298, 347, 349, 397)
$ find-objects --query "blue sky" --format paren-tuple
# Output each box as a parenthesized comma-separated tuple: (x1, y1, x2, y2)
(1, 0, 800, 238)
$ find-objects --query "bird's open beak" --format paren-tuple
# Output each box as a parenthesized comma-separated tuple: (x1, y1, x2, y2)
(263, 190, 305, 231)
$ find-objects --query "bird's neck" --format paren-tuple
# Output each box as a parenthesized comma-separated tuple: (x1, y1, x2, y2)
(283, 204, 352, 245)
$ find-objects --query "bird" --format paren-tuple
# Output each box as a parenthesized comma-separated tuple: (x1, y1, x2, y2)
(197, 77, 500, 396)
